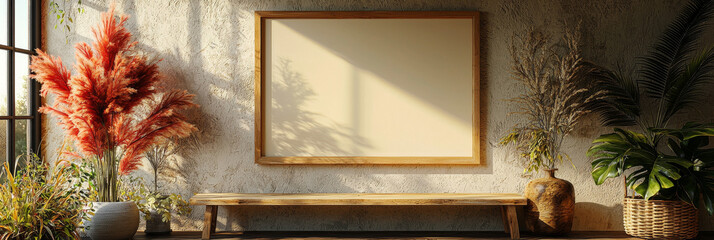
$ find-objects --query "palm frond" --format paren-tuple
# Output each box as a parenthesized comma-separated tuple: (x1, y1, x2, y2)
(662, 47, 714, 122)
(639, 0, 714, 100)
(591, 67, 641, 126)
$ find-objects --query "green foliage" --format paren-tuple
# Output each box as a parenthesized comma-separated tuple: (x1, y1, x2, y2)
(594, 0, 714, 129)
(589, 123, 714, 215)
(655, 123, 714, 214)
(591, 68, 640, 127)
(120, 176, 191, 223)
(49, 0, 85, 43)
(501, 128, 567, 173)
(0, 155, 94, 240)
(589, 0, 714, 214)
(91, 150, 120, 202)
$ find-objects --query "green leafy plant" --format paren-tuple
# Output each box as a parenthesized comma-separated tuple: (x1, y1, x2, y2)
(139, 136, 195, 222)
(589, 123, 714, 214)
(594, 0, 714, 131)
(500, 26, 604, 173)
(655, 123, 714, 213)
(589, 0, 714, 214)
(0, 155, 94, 240)
(120, 176, 190, 223)
(49, 0, 85, 42)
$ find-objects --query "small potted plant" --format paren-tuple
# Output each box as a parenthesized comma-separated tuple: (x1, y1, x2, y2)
(121, 174, 191, 235)
(30, 6, 198, 240)
(588, 0, 714, 238)
(500, 26, 604, 235)
(131, 137, 194, 234)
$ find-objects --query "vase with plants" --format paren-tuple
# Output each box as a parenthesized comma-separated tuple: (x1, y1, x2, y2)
(0, 154, 93, 239)
(131, 137, 193, 234)
(30, 6, 198, 240)
(121, 175, 191, 235)
(500, 26, 603, 235)
(588, 0, 714, 239)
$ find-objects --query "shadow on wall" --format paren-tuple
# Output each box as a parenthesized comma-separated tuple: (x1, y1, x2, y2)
(267, 58, 371, 156)
(572, 202, 622, 230)
(278, 18, 472, 128)
(71, 0, 505, 232)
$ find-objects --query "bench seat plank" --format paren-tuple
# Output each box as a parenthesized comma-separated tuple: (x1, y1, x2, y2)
(192, 193, 525, 239)
(190, 193, 526, 206)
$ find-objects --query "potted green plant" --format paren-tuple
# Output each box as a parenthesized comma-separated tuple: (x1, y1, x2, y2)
(30, 6, 198, 240)
(135, 137, 193, 234)
(589, 124, 714, 239)
(588, 0, 714, 238)
(119, 175, 190, 235)
(500, 26, 604, 235)
(0, 154, 93, 239)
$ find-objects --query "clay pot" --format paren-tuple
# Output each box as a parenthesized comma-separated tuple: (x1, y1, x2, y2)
(524, 169, 574, 235)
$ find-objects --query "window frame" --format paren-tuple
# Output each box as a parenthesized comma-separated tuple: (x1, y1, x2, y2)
(0, 0, 42, 173)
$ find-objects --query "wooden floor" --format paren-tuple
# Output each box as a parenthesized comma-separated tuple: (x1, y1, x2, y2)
(132, 231, 714, 239)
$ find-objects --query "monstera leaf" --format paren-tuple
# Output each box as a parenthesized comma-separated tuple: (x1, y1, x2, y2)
(655, 122, 714, 214)
(588, 128, 689, 200)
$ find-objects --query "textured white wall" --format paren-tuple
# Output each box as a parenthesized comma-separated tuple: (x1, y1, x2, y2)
(42, 0, 714, 231)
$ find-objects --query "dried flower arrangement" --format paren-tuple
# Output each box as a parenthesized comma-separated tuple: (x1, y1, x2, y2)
(500, 27, 604, 173)
(29, 6, 198, 202)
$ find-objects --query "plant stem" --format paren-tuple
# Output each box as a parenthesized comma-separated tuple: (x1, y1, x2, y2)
(95, 148, 118, 202)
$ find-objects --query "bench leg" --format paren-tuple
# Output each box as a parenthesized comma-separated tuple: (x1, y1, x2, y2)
(504, 205, 520, 239)
(202, 205, 218, 240)
(500, 206, 510, 233)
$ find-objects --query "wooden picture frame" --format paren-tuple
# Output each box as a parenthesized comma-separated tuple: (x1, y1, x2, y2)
(255, 11, 480, 165)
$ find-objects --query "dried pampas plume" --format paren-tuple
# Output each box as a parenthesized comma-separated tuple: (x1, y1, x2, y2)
(501, 25, 606, 173)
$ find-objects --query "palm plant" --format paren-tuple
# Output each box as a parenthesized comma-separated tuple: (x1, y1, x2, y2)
(30, 7, 198, 202)
(594, 0, 714, 131)
(589, 0, 714, 214)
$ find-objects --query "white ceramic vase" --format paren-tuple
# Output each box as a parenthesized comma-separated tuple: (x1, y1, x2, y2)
(85, 201, 139, 240)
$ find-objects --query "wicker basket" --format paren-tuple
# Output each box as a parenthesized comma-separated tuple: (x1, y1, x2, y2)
(623, 197, 699, 239)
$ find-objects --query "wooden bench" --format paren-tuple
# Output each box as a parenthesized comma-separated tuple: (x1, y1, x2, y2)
(190, 193, 527, 240)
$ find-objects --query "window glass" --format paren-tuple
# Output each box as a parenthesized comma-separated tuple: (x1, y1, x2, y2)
(14, 119, 28, 158)
(14, 52, 28, 115)
(0, 120, 6, 163)
(0, 0, 7, 45)
(0, 50, 7, 115)
(14, 0, 30, 49)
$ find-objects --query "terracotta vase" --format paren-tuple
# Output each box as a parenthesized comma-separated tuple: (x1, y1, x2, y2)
(524, 169, 574, 235)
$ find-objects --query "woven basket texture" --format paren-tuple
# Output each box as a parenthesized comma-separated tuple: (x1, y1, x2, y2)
(623, 197, 698, 240)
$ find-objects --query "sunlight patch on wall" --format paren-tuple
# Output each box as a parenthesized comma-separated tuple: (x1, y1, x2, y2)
(264, 18, 473, 157)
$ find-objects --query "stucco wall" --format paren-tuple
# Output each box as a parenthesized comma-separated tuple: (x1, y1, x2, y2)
(42, 0, 714, 231)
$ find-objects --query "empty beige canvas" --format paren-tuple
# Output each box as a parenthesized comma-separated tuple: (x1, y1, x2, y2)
(264, 18, 473, 157)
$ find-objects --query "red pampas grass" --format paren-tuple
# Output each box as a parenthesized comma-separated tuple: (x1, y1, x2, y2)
(30, 6, 197, 177)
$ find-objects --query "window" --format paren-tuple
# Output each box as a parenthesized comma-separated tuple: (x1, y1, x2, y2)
(0, 0, 40, 173)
